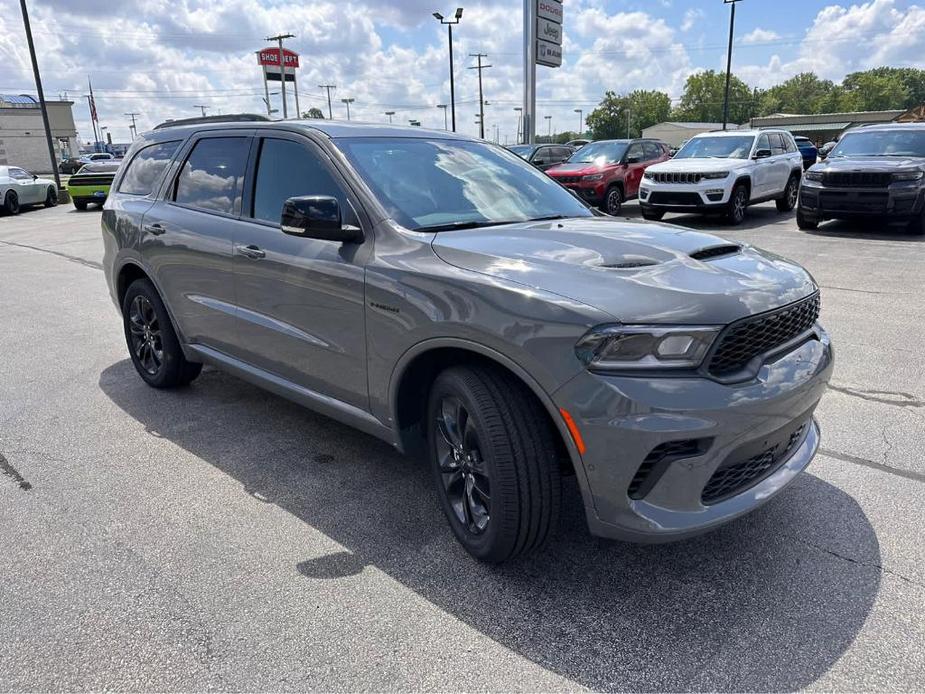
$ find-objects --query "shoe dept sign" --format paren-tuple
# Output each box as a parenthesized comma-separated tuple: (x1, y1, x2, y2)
(536, 0, 562, 67)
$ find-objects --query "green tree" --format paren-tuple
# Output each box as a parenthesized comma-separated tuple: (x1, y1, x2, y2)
(758, 72, 841, 115)
(586, 89, 671, 140)
(841, 67, 920, 111)
(302, 107, 325, 119)
(672, 70, 758, 125)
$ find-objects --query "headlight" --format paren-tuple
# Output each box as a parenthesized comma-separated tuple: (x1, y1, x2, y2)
(582, 173, 604, 181)
(575, 325, 720, 371)
(892, 170, 924, 182)
(643, 171, 654, 180)
(804, 171, 824, 182)
(701, 171, 729, 180)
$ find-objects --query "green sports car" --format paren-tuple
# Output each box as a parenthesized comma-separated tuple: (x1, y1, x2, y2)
(66, 160, 122, 210)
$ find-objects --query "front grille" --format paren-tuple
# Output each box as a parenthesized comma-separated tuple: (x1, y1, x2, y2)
(68, 175, 114, 187)
(707, 293, 820, 378)
(649, 172, 702, 184)
(555, 175, 581, 184)
(701, 423, 806, 505)
(823, 171, 891, 187)
(819, 191, 889, 214)
(628, 438, 710, 500)
(648, 191, 702, 206)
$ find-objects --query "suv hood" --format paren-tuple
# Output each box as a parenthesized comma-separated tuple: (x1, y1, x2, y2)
(647, 158, 752, 174)
(431, 217, 816, 324)
(813, 156, 925, 173)
(547, 162, 618, 176)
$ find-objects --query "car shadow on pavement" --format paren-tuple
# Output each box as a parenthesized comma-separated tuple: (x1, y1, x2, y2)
(99, 360, 881, 692)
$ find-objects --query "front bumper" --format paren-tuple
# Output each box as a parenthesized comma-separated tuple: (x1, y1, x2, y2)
(638, 178, 733, 213)
(799, 182, 925, 220)
(555, 326, 833, 542)
(551, 178, 606, 205)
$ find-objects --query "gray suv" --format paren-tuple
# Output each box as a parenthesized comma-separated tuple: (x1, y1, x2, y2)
(102, 118, 833, 563)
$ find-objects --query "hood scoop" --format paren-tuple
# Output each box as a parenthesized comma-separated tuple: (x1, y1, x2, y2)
(689, 244, 742, 262)
(601, 255, 660, 269)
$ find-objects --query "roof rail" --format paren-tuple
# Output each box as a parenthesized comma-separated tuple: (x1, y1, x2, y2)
(153, 113, 272, 130)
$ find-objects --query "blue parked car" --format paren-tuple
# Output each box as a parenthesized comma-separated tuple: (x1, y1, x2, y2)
(794, 136, 818, 170)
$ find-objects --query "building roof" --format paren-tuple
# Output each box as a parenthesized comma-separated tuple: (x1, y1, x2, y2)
(751, 109, 907, 127)
(658, 122, 727, 130)
(0, 94, 38, 105)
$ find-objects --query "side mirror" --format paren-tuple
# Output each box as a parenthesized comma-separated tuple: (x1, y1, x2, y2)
(753, 148, 772, 159)
(625, 156, 641, 164)
(280, 196, 363, 243)
(532, 159, 546, 166)
(32, 174, 38, 180)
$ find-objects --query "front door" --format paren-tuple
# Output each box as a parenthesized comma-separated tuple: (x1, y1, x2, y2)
(8, 168, 43, 204)
(231, 133, 370, 411)
(623, 142, 647, 198)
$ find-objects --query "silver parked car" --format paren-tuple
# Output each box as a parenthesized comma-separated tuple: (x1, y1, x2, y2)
(102, 118, 833, 563)
(0, 166, 58, 214)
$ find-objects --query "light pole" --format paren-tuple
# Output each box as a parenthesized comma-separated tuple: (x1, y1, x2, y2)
(722, 0, 744, 131)
(384, 110, 395, 124)
(544, 115, 552, 141)
(433, 8, 463, 132)
(436, 104, 448, 130)
(341, 97, 354, 120)
(574, 108, 583, 136)
(513, 106, 523, 143)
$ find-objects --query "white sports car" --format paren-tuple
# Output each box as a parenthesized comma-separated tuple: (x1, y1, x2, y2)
(0, 166, 58, 215)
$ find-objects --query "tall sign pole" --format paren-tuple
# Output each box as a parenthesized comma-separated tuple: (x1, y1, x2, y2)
(523, 0, 536, 145)
(266, 33, 295, 119)
(524, 0, 563, 144)
(722, 0, 743, 131)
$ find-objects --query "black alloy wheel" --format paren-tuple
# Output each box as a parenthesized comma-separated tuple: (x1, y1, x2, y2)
(4, 191, 20, 215)
(604, 186, 623, 216)
(128, 294, 164, 377)
(777, 176, 799, 212)
(45, 186, 58, 207)
(727, 184, 748, 225)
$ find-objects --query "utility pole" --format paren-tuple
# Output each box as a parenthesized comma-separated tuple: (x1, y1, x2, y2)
(436, 104, 448, 130)
(574, 108, 583, 136)
(544, 115, 552, 141)
(513, 107, 523, 143)
(124, 112, 140, 138)
(433, 9, 463, 132)
(467, 53, 491, 139)
(384, 111, 395, 124)
(266, 32, 295, 119)
(341, 98, 354, 120)
(722, 0, 744, 131)
(19, 0, 62, 191)
(626, 106, 631, 138)
(194, 105, 208, 117)
(319, 84, 336, 119)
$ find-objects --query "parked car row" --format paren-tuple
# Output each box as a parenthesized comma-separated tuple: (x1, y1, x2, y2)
(0, 166, 59, 214)
(58, 151, 116, 174)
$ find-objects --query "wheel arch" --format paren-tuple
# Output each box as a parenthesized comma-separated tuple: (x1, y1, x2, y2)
(114, 260, 193, 359)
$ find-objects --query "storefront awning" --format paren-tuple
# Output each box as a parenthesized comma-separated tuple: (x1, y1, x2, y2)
(778, 122, 852, 133)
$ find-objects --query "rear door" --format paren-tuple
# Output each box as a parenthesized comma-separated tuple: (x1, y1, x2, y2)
(623, 142, 647, 198)
(142, 131, 254, 355)
(767, 132, 792, 195)
(231, 132, 371, 410)
(751, 133, 775, 198)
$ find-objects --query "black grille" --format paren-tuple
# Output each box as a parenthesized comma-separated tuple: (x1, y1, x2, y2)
(649, 172, 703, 184)
(68, 175, 114, 187)
(823, 171, 891, 187)
(628, 438, 710, 500)
(690, 244, 741, 261)
(707, 294, 820, 378)
(556, 175, 581, 184)
(649, 191, 702, 206)
(819, 191, 889, 214)
(702, 424, 806, 505)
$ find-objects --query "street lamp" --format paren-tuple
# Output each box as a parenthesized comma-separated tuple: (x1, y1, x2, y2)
(722, 0, 745, 131)
(341, 97, 355, 120)
(433, 7, 463, 132)
(436, 103, 448, 130)
(574, 108, 583, 136)
(544, 115, 552, 140)
(384, 110, 395, 123)
(513, 106, 523, 143)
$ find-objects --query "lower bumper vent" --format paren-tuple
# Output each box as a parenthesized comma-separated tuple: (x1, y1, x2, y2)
(628, 438, 711, 500)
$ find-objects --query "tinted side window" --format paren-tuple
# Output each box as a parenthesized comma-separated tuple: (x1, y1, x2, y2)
(644, 142, 662, 160)
(784, 134, 798, 153)
(626, 143, 645, 161)
(252, 137, 349, 224)
(119, 141, 180, 195)
(769, 133, 786, 155)
(174, 137, 249, 215)
(9, 168, 31, 179)
(756, 134, 771, 152)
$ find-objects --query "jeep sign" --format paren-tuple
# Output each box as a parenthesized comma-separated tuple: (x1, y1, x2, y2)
(538, 17, 562, 45)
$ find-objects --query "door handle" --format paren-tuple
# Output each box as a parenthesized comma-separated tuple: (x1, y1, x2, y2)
(236, 244, 266, 259)
(143, 223, 166, 236)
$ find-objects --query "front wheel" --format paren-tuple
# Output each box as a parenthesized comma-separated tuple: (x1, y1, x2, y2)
(726, 183, 748, 225)
(427, 365, 560, 563)
(641, 208, 665, 221)
(73, 198, 88, 211)
(3, 190, 20, 215)
(601, 186, 623, 216)
(122, 278, 202, 389)
(776, 175, 799, 212)
(44, 186, 58, 208)
(796, 206, 818, 231)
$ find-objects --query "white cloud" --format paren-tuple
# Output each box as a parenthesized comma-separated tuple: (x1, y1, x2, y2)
(681, 9, 704, 32)
(741, 28, 782, 45)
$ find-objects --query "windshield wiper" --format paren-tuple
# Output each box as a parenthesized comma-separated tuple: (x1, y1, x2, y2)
(417, 219, 523, 233)
(526, 214, 571, 222)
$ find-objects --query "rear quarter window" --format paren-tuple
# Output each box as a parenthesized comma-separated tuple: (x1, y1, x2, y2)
(118, 141, 181, 196)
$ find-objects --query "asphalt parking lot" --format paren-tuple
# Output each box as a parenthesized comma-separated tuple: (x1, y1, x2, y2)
(1, 201, 923, 691)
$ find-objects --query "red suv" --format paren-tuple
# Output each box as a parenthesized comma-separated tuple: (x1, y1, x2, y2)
(546, 138, 670, 215)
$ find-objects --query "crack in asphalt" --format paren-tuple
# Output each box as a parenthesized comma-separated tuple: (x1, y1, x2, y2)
(0, 239, 102, 271)
(786, 534, 923, 588)
(0, 452, 32, 491)
(827, 383, 924, 408)
(818, 447, 925, 484)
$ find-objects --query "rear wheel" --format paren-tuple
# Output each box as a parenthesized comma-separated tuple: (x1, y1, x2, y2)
(776, 175, 799, 212)
(122, 278, 202, 389)
(3, 190, 20, 215)
(602, 186, 623, 216)
(44, 186, 58, 208)
(796, 206, 818, 231)
(725, 183, 748, 225)
(73, 198, 88, 210)
(641, 208, 665, 221)
(427, 365, 560, 563)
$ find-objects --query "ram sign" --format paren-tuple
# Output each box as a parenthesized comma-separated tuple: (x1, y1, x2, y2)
(535, 0, 562, 68)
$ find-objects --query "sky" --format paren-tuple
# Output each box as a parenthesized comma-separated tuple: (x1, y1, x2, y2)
(1, 0, 924, 145)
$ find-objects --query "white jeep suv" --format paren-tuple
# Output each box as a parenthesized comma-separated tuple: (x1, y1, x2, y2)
(639, 129, 803, 225)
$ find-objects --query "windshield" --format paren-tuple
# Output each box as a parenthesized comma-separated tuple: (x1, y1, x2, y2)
(830, 130, 925, 158)
(674, 135, 755, 160)
(567, 141, 627, 165)
(335, 137, 592, 231)
(507, 145, 534, 158)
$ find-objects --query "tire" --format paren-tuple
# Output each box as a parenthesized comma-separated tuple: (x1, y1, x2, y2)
(601, 185, 623, 216)
(427, 365, 561, 563)
(725, 183, 748, 225)
(776, 175, 799, 213)
(796, 206, 818, 231)
(73, 198, 88, 210)
(122, 278, 202, 389)
(44, 186, 58, 208)
(3, 190, 20, 215)
(641, 208, 665, 221)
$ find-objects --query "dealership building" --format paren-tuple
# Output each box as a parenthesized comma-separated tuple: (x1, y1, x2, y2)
(748, 105, 925, 143)
(0, 94, 78, 173)
(641, 122, 727, 147)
